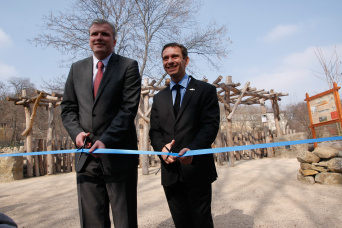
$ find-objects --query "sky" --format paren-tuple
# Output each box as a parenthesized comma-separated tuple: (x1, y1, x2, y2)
(0, 0, 341, 107)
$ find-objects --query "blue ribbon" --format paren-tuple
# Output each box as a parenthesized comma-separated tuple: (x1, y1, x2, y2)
(1, 136, 342, 158)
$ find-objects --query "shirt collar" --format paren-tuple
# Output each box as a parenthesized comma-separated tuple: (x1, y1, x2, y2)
(170, 74, 189, 90)
(93, 53, 112, 68)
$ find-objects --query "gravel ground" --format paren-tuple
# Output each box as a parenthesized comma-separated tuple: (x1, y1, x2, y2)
(1, 158, 342, 228)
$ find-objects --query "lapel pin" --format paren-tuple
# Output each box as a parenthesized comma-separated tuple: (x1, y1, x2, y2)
(189, 88, 195, 91)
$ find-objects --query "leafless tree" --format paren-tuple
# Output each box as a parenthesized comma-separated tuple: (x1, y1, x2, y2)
(31, 0, 231, 81)
(7, 77, 36, 97)
(284, 102, 311, 136)
(314, 46, 342, 89)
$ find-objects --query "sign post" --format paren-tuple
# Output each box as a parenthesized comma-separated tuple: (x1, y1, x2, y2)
(305, 82, 342, 148)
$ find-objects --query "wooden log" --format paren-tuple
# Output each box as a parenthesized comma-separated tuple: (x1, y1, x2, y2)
(22, 91, 44, 136)
(71, 143, 76, 172)
(227, 82, 250, 120)
(141, 78, 150, 175)
(214, 131, 225, 166)
(43, 140, 48, 175)
(33, 139, 40, 177)
(22, 89, 34, 178)
(46, 103, 55, 175)
(62, 137, 67, 172)
(233, 135, 240, 160)
(226, 76, 235, 167)
(270, 90, 282, 136)
(56, 137, 62, 173)
(67, 141, 72, 172)
(38, 139, 45, 176)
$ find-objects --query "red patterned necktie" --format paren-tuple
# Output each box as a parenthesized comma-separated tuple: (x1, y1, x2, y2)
(93, 61, 104, 97)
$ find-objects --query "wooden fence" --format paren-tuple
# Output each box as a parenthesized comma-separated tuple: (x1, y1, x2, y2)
(23, 137, 75, 177)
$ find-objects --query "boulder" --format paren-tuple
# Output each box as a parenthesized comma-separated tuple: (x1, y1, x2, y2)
(313, 146, 340, 159)
(326, 158, 342, 173)
(300, 163, 312, 170)
(297, 173, 315, 184)
(315, 172, 342, 185)
(0, 150, 24, 182)
(297, 151, 320, 163)
(311, 165, 328, 172)
(301, 169, 318, 176)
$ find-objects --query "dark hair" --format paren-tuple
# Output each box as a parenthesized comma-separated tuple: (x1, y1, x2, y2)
(89, 19, 117, 39)
(161, 43, 188, 59)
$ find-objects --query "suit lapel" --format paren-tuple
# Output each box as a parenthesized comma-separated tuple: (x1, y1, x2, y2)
(94, 53, 119, 102)
(162, 85, 176, 121)
(84, 57, 94, 102)
(176, 76, 197, 122)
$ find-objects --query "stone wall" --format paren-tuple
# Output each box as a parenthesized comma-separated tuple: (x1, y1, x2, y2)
(297, 146, 342, 185)
(0, 146, 24, 182)
(274, 132, 309, 158)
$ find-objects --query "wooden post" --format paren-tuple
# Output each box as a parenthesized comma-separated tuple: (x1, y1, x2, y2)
(62, 137, 67, 172)
(226, 76, 235, 167)
(22, 89, 34, 177)
(141, 78, 150, 175)
(270, 90, 282, 137)
(67, 141, 72, 172)
(56, 136, 62, 173)
(33, 139, 40, 177)
(215, 131, 225, 166)
(46, 103, 54, 175)
(38, 139, 45, 176)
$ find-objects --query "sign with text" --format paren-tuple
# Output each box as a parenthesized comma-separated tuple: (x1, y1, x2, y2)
(305, 82, 342, 148)
(309, 92, 338, 125)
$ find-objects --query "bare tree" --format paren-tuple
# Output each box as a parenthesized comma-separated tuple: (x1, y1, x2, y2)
(31, 0, 231, 80)
(314, 46, 342, 88)
(7, 77, 36, 97)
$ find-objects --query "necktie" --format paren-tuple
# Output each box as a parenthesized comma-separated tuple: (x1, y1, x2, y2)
(93, 61, 104, 97)
(173, 84, 181, 117)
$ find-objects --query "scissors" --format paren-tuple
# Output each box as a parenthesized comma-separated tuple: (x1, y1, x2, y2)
(76, 136, 88, 163)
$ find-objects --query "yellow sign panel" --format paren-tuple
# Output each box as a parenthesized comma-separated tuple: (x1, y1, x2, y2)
(309, 93, 338, 125)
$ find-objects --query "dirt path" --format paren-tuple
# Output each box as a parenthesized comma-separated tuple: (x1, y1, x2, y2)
(1, 158, 342, 228)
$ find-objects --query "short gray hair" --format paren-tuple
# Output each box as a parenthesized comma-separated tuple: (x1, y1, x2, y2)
(89, 19, 117, 39)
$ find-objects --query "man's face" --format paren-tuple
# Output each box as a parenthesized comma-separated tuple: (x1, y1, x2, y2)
(162, 46, 189, 83)
(89, 23, 116, 60)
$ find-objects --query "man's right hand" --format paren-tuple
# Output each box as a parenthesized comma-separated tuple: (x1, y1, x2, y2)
(76, 132, 91, 148)
(162, 140, 176, 164)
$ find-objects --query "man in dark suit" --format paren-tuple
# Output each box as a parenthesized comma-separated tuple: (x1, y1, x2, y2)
(61, 19, 141, 228)
(149, 43, 220, 228)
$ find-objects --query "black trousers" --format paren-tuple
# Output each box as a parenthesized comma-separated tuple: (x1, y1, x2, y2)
(163, 181, 214, 228)
(77, 157, 138, 228)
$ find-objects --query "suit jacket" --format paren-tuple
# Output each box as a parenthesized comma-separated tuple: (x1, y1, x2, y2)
(149, 76, 220, 187)
(61, 53, 141, 174)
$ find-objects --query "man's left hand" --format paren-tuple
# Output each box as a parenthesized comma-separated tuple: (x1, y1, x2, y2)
(89, 140, 106, 158)
(178, 148, 193, 165)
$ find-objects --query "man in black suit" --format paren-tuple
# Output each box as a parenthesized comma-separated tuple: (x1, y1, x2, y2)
(61, 19, 141, 228)
(149, 43, 220, 228)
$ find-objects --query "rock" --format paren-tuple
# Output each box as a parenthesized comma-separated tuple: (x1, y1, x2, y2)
(300, 163, 312, 170)
(315, 172, 342, 185)
(326, 158, 342, 173)
(301, 169, 318, 176)
(313, 146, 339, 159)
(312, 161, 328, 167)
(297, 151, 320, 163)
(0, 151, 24, 182)
(311, 165, 328, 172)
(297, 173, 315, 184)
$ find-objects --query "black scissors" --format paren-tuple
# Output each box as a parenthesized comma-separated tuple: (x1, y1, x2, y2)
(155, 144, 173, 175)
(76, 136, 88, 163)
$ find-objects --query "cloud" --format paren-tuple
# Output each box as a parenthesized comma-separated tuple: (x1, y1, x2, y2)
(0, 28, 13, 49)
(259, 24, 300, 42)
(0, 63, 18, 82)
(245, 44, 342, 104)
